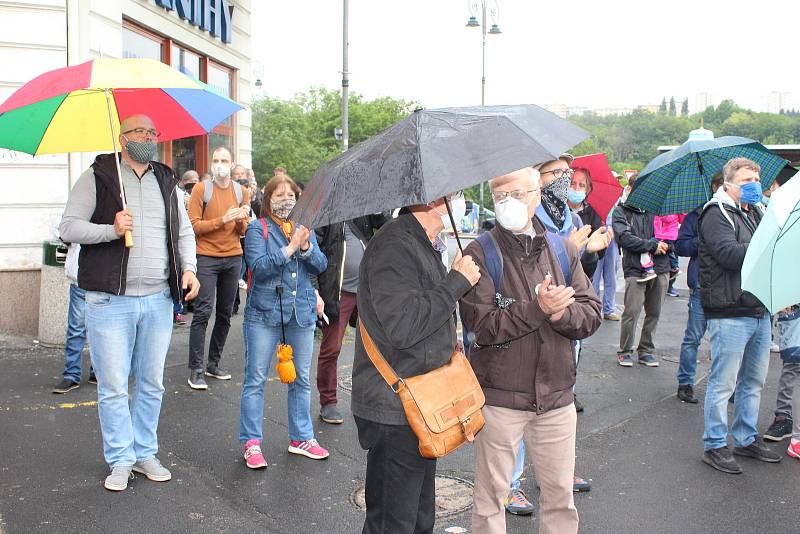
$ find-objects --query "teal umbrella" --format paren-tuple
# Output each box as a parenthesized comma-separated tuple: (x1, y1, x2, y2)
(628, 136, 787, 215)
(741, 172, 800, 314)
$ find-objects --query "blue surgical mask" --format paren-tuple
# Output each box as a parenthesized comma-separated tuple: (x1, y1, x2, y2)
(737, 181, 762, 205)
(761, 195, 770, 206)
(567, 189, 587, 205)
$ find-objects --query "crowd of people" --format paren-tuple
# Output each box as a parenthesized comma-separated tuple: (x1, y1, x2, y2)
(50, 113, 798, 533)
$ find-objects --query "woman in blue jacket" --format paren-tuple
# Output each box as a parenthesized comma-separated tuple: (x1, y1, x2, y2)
(239, 174, 328, 469)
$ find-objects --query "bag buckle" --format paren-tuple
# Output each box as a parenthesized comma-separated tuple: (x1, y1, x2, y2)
(390, 378, 405, 393)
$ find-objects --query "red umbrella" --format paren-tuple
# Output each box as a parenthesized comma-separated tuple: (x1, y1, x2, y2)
(570, 153, 623, 221)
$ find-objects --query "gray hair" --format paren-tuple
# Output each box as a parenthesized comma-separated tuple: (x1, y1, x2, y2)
(490, 166, 541, 190)
(723, 157, 760, 183)
(181, 170, 199, 183)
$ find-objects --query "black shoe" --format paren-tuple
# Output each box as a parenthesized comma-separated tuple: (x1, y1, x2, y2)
(702, 447, 742, 474)
(88, 374, 98, 385)
(320, 404, 344, 424)
(733, 438, 782, 463)
(52, 379, 80, 394)
(188, 370, 208, 390)
(763, 417, 793, 442)
(574, 395, 584, 413)
(205, 367, 232, 380)
(677, 384, 698, 404)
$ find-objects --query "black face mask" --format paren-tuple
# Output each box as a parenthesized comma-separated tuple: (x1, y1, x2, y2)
(184, 182, 196, 194)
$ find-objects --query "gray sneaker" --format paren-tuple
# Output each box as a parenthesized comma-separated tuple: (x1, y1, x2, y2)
(320, 403, 344, 424)
(104, 466, 133, 491)
(132, 457, 172, 481)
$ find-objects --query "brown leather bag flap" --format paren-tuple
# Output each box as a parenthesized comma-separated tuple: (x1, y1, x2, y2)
(402, 351, 486, 434)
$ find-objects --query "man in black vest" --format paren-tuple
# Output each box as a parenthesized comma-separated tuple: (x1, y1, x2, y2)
(60, 114, 199, 492)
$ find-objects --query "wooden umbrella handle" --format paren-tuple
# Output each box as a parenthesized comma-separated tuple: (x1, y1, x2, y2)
(124, 230, 133, 248)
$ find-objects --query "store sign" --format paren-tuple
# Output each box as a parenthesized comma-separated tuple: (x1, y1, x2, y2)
(155, 0, 233, 44)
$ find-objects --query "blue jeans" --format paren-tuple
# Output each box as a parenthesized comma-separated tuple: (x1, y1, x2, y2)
(85, 288, 173, 467)
(239, 311, 316, 444)
(63, 283, 90, 382)
(677, 288, 707, 386)
(703, 316, 771, 451)
(510, 441, 525, 491)
(592, 239, 619, 316)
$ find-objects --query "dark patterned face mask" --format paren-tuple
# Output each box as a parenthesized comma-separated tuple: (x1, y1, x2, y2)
(541, 173, 570, 228)
(124, 138, 157, 164)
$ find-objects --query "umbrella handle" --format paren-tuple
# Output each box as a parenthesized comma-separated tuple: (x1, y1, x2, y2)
(444, 196, 463, 254)
(104, 89, 133, 249)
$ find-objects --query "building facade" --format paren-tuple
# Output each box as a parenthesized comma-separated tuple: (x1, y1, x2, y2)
(0, 0, 253, 334)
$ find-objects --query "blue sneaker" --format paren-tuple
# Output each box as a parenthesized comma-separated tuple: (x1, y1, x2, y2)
(617, 354, 634, 367)
(666, 288, 680, 297)
(638, 354, 660, 367)
(504, 488, 535, 515)
(573, 475, 591, 493)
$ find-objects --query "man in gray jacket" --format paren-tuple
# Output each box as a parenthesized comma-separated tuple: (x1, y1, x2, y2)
(352, 192, 480, 534)
(60, 114, 199, 492)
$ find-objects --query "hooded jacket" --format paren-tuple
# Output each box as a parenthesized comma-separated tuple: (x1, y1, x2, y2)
(536, 202, 599, 278)
(698, 188, 765, 319)
(459, 218, 601, 414)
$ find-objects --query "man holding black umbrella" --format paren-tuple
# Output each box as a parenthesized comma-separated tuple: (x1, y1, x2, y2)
(352, 192, 479, 533)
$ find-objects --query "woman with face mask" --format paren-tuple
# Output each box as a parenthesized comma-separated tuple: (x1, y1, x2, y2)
(238, 174, 330, 470)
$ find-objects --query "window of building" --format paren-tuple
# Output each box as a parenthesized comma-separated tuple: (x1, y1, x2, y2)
(121, 20, 237, 177)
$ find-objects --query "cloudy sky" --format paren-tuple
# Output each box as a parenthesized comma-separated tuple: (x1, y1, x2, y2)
(251, 0, 797, 113)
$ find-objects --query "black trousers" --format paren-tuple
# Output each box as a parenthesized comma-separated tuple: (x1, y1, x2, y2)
(188, 255, 242, 371)
(355, 416, 436, 534)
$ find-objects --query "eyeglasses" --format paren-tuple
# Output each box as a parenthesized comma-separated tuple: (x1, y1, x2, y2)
(540, 168, 574, 180)
(491, 189, 541, 202)
(122, 127, 160, 139)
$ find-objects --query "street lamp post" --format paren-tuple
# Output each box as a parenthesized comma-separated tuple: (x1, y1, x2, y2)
(341, 0, 350, 153)
(466, 0, 501, 228)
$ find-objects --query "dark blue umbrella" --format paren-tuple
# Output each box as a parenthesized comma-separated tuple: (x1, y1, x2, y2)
(291, 105, 588, 229)
(628, 136, 787, 215)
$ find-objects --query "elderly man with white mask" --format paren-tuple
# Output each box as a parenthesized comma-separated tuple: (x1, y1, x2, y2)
(460, 166, 601, 534)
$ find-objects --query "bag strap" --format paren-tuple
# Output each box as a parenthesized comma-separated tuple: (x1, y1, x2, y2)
(246, 218, 270, 291)
(475, 231, 503, 293)
(202, 179, 244, 215)
(545, 231, 571, 285)
(358, 321, 403, 392)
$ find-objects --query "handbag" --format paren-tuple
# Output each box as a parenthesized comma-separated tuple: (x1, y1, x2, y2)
(358, 321, 485, 459)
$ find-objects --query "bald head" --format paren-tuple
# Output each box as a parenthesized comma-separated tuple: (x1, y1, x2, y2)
(490, 166, 540, 191)
(120, 114, 155, 133)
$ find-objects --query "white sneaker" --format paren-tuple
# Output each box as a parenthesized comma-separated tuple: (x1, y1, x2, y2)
(770, 342, 780, 353)
(238, 280, 248, 290)
(104, 466, 133, 491)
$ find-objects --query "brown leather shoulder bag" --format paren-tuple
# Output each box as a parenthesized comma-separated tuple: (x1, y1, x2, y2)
(358, 321, 485, 459)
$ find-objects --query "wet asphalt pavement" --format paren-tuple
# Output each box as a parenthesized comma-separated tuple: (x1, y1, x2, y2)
(1, 254, 798, 533)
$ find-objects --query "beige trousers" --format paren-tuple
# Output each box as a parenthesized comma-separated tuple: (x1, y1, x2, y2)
(472, 404, 578, 534)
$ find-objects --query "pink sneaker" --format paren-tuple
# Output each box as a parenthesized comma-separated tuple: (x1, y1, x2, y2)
(243, 439, 267, 469)
(288, 438, 329, 460)
(788, 439, 800, 460)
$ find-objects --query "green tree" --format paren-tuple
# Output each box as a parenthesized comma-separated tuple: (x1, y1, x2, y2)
(659, 97, 667, 114)
(669, 97, 677, 116)
(681, 98, 689, 116)
(251, 88, 417, 185)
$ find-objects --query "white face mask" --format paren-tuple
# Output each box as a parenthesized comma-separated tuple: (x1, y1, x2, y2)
(438, 196, 467, 230)
(494, 197, 531, 232)
(212, 163, 231, 179)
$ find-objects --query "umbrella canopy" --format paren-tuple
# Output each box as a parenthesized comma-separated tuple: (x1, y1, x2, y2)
(0, 58, 242, 155)
(570, 153, 622, 221)
(292, 104, 588, 229)
(741, 172, 800, 314)
(627, 136, 787, 215)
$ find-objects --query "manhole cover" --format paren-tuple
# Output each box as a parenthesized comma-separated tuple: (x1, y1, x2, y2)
(338, 376, 352, 392)
(350, 474, 473, 519)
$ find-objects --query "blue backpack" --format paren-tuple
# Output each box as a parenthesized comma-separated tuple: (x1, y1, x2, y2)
(462, 230, 571, 354)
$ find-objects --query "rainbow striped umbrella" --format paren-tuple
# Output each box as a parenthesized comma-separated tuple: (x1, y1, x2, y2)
(0, 57, 242, 155)
(0, 57, 242, 246)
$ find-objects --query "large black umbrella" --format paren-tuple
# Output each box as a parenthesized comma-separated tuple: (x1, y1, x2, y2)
(291, 105, 588, 230)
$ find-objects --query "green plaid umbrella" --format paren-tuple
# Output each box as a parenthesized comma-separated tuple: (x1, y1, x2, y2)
(628, 136, 787, 215)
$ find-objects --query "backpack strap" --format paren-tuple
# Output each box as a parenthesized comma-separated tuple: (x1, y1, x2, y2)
(475, 231, 503, 293)
(202, 179, 244, 215)
(545, 231, 572, 286)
